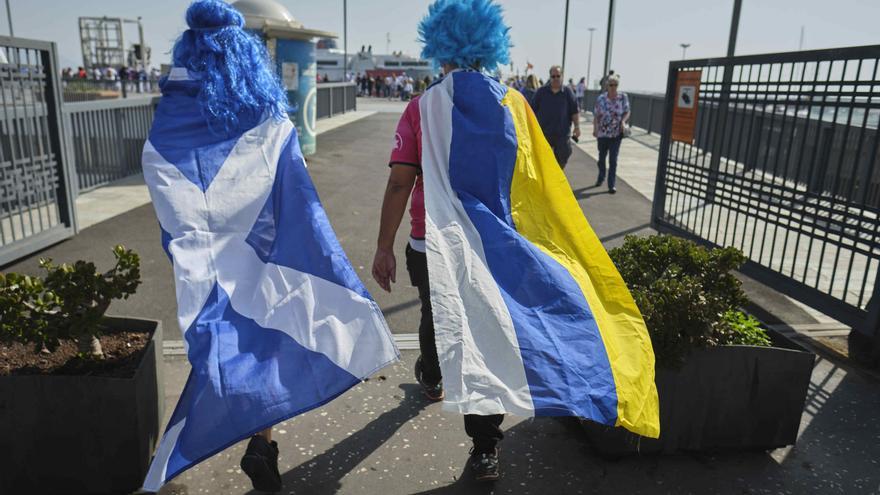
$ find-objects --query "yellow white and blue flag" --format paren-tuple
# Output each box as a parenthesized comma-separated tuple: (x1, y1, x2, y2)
(420, 70, 660, 438)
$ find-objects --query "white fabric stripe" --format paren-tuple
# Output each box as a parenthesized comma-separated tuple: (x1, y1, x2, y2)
(141, 418, 186, 492)
(218, 237, 397, 379)
(420, 75, 534, 416)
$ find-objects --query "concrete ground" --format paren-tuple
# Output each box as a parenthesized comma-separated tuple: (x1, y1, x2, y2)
(4, 99, 880, 494)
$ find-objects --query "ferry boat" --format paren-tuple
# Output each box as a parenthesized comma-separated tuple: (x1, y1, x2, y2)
(315, 38, 434, 82)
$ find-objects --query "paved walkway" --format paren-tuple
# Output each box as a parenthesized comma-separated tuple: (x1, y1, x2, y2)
(5, 98, 880, 494)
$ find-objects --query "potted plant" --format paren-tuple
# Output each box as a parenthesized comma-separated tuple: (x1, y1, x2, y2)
(0, 246, 164, 494)
(580, 235, 816, 456)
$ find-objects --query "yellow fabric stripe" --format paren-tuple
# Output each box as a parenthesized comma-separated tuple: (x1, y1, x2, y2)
(500, 88, 660, 438)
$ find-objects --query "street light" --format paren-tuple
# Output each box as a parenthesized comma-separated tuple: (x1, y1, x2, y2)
(562, 0, 570, 74)
(680, 43, 691, 60)
(5, 0, 13, 36)
(587, 27, 596, 89)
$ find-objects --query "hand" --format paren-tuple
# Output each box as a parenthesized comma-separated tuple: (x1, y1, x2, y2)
(372, 247, 397, 292)
(592, 127, 598, 138)
(573, 127, 582, 139)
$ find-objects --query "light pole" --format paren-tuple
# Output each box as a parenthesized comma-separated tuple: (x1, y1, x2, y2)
(587, 27, 596, 89)
(680, 43, 691, 60)
(603, 0, 615, 78)
(562, 0, 570, 74)
(343, 0, 348, 81)
(5, 0, 13, 37)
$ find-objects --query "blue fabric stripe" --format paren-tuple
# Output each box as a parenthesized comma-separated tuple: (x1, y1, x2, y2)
(163, 282, 360, 483)
(244, 128, 371, 299)
(160, 225, 173, 263)
(149, 79, 263, 192)
(448, 72, 618, 421)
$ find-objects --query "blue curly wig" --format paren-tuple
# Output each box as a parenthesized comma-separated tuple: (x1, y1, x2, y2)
(171, 0, 289, 135)
(418, 0, 511, 72)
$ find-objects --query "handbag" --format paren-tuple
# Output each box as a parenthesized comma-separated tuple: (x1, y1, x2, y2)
(622, 125, 632, 138)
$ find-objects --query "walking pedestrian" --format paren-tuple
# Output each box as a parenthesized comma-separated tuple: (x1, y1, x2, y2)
(519, 73, 539, 107)
(140, 1, 397, 492)
(576, 76, 586, 112)
(531, 65, 580, 168)
(592, 73, 630, 194)
(373, 0, 659, 485)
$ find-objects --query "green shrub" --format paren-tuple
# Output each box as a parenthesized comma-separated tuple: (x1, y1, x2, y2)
(720, 310, 772, 347)
(609, 235, 769, 367)
(0, 245, 141, 357)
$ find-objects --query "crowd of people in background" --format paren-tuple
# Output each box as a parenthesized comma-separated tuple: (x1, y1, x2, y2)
(354, 72, 434, 101)
(60, 65, 162, 94)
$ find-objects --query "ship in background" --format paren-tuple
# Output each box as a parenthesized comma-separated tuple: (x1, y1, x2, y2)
(315, 38, 434, 82)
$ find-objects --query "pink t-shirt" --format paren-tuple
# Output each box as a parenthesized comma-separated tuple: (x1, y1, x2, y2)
(389, 97, 425, 243)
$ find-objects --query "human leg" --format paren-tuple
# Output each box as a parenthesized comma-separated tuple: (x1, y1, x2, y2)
(405, 244, 443, 399)
(596, 137, 609, 185)
(464, 414, 504, 481)
(240, 429, 282, 492)
(607, 135, 622, 192)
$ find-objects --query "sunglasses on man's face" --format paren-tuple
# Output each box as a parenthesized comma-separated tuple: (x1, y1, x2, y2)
(550, 74, 561, 79)
(608, 83, 618, 86)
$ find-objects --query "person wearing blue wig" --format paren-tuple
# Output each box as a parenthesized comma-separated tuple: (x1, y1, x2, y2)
(141, 1, 399, 493)
(372, 0, 512, 483)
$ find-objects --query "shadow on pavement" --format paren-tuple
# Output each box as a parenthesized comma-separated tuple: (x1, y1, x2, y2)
(247, 384, 429, 495)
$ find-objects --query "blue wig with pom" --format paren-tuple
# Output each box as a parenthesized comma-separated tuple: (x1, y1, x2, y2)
(171, 0, 289, 136)
(418, 0, 511, 72)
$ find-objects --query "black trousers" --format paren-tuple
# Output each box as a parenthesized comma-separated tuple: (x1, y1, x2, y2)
(545, 134, 573, 169)
(406, 244, 505, 454)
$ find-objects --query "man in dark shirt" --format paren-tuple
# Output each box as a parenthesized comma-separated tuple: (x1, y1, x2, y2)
(532, 65, 580, 168)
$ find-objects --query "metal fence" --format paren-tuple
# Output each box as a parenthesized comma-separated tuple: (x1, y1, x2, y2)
(61, 77, 161, 103)
(0, 37, 76, 266)
(316, 82, 357, 119)
(64, 97, 158, 192)
(652, 45, 880, 342)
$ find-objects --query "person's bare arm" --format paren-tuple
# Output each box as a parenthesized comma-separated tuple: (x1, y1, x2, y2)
(372, 165, 418, 292)
(571, 112, 581, 139)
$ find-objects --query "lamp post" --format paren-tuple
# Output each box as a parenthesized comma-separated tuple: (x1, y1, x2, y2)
(587, 27, 596, 89)
(602, 0, 615, 77)
(5, 0, 13, 36)
(562, 0, 570, 74)
(343, 0, 348, 81)
(680, 43, 691, 60)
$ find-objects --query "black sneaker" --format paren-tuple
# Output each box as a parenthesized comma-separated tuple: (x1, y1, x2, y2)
(609, 187, 617, 194)
(414, 355, 444, 401)
(240, 435, 282, 493)
(469, 448, 500, 482)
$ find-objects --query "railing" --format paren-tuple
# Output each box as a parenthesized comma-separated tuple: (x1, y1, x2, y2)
(61, 77, 161, 103)
(0, 37, 75, 266)
(316, 82, 357, 119)
(64, 97, 159, 193)
(652, 45, 880, 344)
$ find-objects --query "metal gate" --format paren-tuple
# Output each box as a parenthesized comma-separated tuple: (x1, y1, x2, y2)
(652, 45, 880, 344)
(0, 36, 76, 266)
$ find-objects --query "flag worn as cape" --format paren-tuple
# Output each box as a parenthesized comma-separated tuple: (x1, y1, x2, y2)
(420, 70, 659, 438)
(140, 68, 399, 491)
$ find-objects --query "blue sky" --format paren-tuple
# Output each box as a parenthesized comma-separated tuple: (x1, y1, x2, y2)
(4, 0, 879, 92)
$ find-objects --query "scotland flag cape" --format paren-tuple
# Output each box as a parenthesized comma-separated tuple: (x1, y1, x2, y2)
(141, 69, 399, 491)
(421, 71, 660, 438)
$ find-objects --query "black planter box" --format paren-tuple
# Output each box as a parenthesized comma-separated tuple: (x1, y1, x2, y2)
(0, 317, 164, 494)
(581, 330, 816, 456)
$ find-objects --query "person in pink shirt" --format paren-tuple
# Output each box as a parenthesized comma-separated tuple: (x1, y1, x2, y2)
(371, 0, 510, 482)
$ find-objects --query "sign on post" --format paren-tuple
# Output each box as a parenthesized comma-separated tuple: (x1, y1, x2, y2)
(671, 70, 701, 143)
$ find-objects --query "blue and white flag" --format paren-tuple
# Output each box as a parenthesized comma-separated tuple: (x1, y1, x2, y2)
(141, 68, 399, 491)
